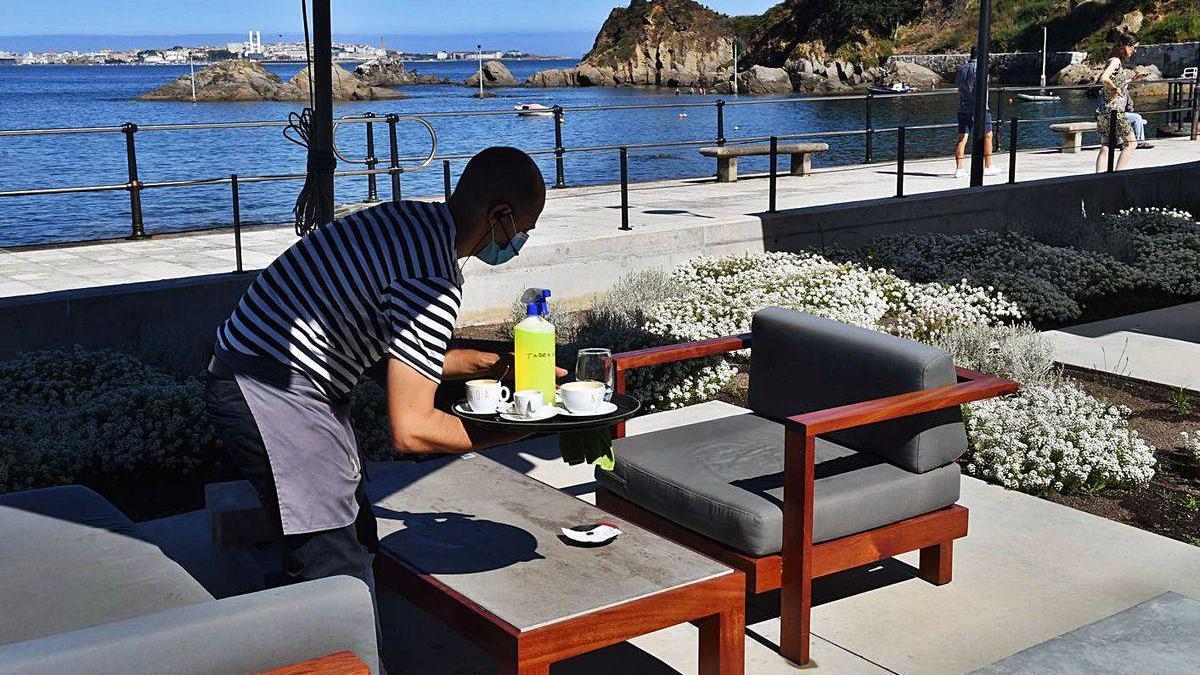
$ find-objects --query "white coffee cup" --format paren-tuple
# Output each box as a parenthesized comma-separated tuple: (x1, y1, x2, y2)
(466, 379, 510, 414)
(512, 390, 545, 418)
(560, 381, 606, 414)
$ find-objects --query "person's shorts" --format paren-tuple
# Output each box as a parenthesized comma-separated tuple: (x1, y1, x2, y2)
(957, 111, 994, 135)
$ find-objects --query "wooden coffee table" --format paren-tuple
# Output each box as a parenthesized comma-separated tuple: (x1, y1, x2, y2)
(368, 455, 745, 675)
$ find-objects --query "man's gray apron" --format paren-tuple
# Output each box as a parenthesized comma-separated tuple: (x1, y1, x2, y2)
(213, 349, 362, 535)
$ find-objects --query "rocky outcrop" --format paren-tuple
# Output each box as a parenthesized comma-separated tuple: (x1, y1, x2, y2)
(526, 68, 580, 87)
(277, 64, 405, 100)
(576, 0, 733, 88)
(139, 59, 403, 101)
(783, 56, 890, 92)
(354, 55, 445, 86)
(465, 61, 518, 88)
(737, 65, 792, 94)
(138, 59, 283, 101)
(885, 60, 941, 88)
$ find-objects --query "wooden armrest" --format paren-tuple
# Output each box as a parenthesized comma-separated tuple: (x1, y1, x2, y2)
(256, 651, 370, 675)
(612, 333, 751, 371)
(787, 368, 1018, 436)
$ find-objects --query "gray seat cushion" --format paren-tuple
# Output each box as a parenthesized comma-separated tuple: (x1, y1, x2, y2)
(0, 486, 133, 532)
(597, 413, 961, 556)
(0, 487, 213, 646)
(748, 307, 969, 473)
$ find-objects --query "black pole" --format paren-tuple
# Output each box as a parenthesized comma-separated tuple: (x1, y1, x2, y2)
(363, 112, 378, 202)
(553, 105, 565, 188)
(386, 113, 400, 201)
(969, 0, 992, 187)
(1108, 109, 1118, 173)
(443, 160, 452, 201)
(1191, 43, 1199, 141)
(121, 122, 145, 239)
(716, 99, 726, 147)
(231, 174, 244, 274)
(619, 147, 631, 231)
(769, 136, 778, 213)
(896, 126, 906, 198)
(310, 0, 335, 223)
(995, 87, 1004, 151)
(865, 92, 874, 163)
(1008, 116, 1018, 184)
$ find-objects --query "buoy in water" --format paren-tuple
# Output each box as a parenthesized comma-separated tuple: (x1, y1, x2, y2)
(678, 113, 688, 118)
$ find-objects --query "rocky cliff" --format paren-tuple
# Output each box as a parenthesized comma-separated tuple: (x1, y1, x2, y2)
(529, 0, 735, 89)
(139, 60, 404, 101)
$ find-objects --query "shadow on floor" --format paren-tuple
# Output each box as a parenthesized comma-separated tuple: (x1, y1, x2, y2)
(1057, 301, 1200, 345)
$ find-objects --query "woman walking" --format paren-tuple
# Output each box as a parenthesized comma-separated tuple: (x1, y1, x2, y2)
(1095, 27, 1141, 172)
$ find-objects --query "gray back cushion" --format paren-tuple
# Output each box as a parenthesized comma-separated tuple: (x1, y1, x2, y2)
(747, 308, 968, 473)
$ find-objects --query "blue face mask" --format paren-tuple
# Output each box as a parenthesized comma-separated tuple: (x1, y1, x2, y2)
(474, 216, 527, 266)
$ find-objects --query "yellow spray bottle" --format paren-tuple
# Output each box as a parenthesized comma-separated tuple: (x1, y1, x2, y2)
(514, 290, 556, 406)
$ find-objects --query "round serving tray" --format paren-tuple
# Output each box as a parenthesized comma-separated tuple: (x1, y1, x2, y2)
(450, 393, 641, 433)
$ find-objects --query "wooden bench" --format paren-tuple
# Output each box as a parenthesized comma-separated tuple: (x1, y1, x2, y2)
(1049, 122, 1097, 154)
(699, 142, 830, 182)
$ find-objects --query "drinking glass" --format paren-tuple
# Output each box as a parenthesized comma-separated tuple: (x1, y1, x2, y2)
(575, 348, 614, 401)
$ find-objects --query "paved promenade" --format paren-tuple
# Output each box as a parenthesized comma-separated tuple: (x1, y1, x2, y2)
(1, 136, 1197, 318)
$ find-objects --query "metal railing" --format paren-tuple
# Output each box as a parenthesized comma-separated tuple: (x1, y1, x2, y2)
(1, 77, 1196, 260)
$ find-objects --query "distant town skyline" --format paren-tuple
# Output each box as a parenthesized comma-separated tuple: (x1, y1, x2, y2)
(1, 1, 778, 55)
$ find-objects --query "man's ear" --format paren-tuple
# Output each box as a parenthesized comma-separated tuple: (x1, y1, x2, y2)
(486, 202, 514, 228)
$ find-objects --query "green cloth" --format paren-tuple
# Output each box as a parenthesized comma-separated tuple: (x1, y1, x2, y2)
(559, 428, 615, 471)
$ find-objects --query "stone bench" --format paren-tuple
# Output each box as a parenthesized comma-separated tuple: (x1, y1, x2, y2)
(699, 142, 830, 182)
(1049, 122, 1097, 154)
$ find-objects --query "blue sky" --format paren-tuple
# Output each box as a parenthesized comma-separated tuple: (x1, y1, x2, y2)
(2, 1, 779, 52)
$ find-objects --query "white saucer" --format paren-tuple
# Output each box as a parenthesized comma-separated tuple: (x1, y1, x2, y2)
(454, 402, 501, 416)
(498, 405, 558, 423)
(555, 401, 618, 417)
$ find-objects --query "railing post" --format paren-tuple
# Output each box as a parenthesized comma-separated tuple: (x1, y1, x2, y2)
(769, 135, 778, 213)
(716, 99, 726, 147)
(865, 93, 874, 163)
(386, 113, 401, 201)
(896, 126, 905, 198)
(1108, 109, 1118, 172)
(1008, 116, 1018, 184)
(552, 105, 565, 188)
(121, 122, 145, 239)
(231, 173, 244, 274)
(995, 87, 1004, 151)
(443, 160, 452, 200)
(619, 147, 631, 231)
(1191, 64, 1199, 141)
(363, 112, 378, 202)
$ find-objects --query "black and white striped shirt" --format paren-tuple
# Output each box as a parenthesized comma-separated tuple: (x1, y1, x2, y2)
(216, 201, 463, 399)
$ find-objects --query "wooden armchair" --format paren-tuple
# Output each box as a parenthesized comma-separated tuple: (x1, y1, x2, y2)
(596, 308, 1017, 666)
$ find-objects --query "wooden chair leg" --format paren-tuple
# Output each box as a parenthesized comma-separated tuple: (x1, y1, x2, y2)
(919, 540, 954, 585)
(698, 605, 745, 675)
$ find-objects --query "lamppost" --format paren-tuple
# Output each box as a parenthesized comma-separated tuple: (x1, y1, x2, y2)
(188, 49, 196, 102)
(477, 43, 484, 98)
(969, 0, 992, 187)
(732, 36, 739, 96)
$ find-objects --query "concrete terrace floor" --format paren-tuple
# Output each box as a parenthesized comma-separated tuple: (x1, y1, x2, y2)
(371, 400, 1200, 675)
(1, 136, 1197, 307)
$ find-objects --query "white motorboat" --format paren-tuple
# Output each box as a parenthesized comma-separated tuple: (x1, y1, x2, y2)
(1018, 93, 1060, 102)
(514, 103, 553, 117)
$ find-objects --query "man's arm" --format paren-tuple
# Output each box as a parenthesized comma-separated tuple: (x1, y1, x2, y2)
(443, 349, 568, 381)
(387, 358, 527, 454)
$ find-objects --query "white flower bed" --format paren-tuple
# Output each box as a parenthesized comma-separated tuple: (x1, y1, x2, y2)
(1180, 431, 1200, 466)
(1105, 208, 1200, 297)
(862, 229, 1144, 322)
(964, 383, 1156, 494)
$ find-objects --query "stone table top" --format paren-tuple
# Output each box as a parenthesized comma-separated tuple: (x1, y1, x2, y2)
(366, 455, 732, 632)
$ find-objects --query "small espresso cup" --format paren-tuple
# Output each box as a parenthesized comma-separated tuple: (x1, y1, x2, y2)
(560, 381, 606, 414)
(512, 390, 545, 418)
(465, 379, 510, 414)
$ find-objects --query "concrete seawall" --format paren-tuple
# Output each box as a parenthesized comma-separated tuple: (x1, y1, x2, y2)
(2, 148, 1197, 374)
(889, 51, 1087, 84)
(1129, 42, 1200, 78)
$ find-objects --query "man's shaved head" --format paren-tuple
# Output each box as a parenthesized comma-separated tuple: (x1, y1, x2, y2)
(449, 147, 546, 259)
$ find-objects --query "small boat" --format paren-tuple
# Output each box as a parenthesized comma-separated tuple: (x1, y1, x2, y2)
(514, 103, 553, 117)
(1018, 92, 1060, 102)
(869, 83, 913, 95)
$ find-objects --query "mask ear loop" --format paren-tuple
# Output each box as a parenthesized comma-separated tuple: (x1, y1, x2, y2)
(458, 218, 499, 274)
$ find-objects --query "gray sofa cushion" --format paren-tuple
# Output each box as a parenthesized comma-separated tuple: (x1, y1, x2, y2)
(748, 307, 968, 473)
(0, 576, 379, 675)
(0, 485, 133, 532)
(0, 489, 213, 646)
(597, 413, 961, 556)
